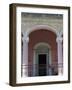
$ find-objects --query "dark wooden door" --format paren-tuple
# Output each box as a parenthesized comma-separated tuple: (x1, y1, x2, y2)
(38, 54, 46, 76)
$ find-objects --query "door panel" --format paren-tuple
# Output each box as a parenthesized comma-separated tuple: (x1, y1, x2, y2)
(38, 54, 46, 76)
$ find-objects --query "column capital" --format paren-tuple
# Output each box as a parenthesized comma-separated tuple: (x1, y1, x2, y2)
(22, 32, 29, 43)
(56, 31, 63, 43)
(56, 36, 63, 43)
(56, 31, 63, 37)
(22, 36, 29, 43)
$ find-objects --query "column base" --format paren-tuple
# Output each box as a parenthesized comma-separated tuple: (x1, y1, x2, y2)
(22, 65, 28, 77)
(58, 68, 63, 75)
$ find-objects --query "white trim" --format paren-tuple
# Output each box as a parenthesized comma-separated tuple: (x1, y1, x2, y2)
(48, 50, 52, 75)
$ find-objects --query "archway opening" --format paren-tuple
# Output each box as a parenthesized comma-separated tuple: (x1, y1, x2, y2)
(33, 42, 51, 76)
(28, 29, 58, 77)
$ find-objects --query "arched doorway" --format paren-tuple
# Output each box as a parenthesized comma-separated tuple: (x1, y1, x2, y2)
(21, 26, 63, 77)
(33, 43, 52, 76)
(28, 29, 58, 77)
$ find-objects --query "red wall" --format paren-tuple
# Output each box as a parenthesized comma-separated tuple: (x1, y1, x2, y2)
(28, 29, 58, 76)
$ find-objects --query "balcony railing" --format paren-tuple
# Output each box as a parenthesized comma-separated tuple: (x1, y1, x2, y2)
(21, 63, 63, 77)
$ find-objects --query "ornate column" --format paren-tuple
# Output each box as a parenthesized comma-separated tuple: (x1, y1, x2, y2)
(22, 32, 29, 77)
(56, 34, 63, 75)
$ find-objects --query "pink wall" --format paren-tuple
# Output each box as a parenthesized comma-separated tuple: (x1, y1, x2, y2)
(28, 29, 58, 76)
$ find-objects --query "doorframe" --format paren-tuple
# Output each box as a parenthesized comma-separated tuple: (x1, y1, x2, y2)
(33, 42, 52, 76)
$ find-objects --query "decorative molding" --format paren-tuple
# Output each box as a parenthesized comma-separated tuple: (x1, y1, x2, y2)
(27, 25, 57, 36)
(34, 42, 51, 49)
(57, 30, 63, 37)
(22, 32, 29, 43)
(56, 31, 63, 43)
(56, 36, 63, 43)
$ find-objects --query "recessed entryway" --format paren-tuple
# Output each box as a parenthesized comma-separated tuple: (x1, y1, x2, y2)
(33, 42, 52, 76)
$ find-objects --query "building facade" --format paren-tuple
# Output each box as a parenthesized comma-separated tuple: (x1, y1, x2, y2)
(21, 13, 63, 77)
